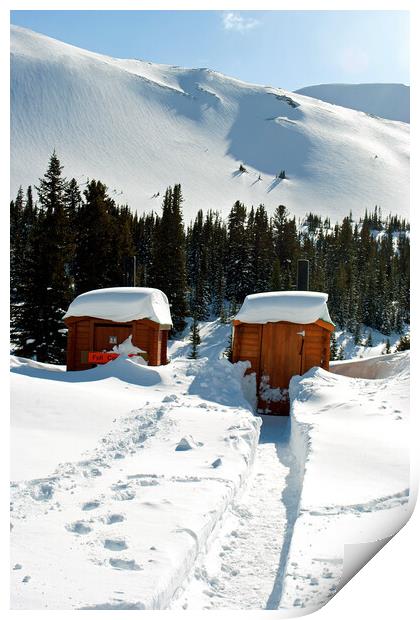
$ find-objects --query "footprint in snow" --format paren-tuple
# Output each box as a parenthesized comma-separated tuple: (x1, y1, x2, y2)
(31, 483, 55, 501)
(104, 539, 128, 551)
(66, 521, 92, 535)
(114, 489, 136, 501)
(104, 514, 125, 524)
(109, 558, 141, 571)
(82, 500, 101, 511)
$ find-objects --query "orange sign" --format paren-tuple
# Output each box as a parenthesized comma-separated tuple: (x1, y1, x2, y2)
(87, 351, 119, 364)
(86, 351, 147, 364)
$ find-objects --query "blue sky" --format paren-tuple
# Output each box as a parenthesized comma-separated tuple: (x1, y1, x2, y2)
(10, 10, 409, 90)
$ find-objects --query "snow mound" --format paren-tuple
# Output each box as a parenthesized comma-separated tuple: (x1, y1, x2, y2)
(331, 351, 409, 379)
(235, 291, 333, 325)
(63, 287, 172, 326)
(10, 353, 163, 387)
(111, 335, 146, 359)
(281, 352, 410, 611)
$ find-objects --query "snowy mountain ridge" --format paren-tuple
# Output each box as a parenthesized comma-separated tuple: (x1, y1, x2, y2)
(295, 83, 409, 124)
(11, 26, 409, 221)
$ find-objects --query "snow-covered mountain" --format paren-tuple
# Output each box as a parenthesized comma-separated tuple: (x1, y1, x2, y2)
(295, 83, 409, 124)
(11, 26, 409, 221)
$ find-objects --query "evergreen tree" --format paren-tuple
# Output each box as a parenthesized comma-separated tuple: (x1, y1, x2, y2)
(219, 301, 228, 324)
(353, 323, 362, 346)
(22, 151, 73, 362)
(270, 258, 282, 291)
(330, 333, 338, 360)
(383, 338, 391, 354)
(248, 204, 273, 293)
(188, 318, 201, 359)
(223, 333, 233, 362)
(150, 185, 188, 332)
(395, 334, 410, 351)
(73, 180, 114, 294)
(365, 332, 373, 348)
(186, 210, 211, 320)
(228, 297, 238, 318)
(272, 205, 298, 289)
(135, 212, 157, 286)
(226, 201, 249, 303)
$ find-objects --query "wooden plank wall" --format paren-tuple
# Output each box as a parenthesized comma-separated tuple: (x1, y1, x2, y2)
(65, 316, 170, 370)
(231, 320, 332, 414)
(232, 324, 262, 377)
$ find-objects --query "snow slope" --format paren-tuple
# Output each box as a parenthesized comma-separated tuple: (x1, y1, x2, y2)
(295, 83, 409, 124)
(11, 26, 409, 221)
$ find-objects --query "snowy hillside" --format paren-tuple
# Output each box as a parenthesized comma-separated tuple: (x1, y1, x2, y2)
(295, 83, 409, 123)
(11, 26, 409, 221)
(10, 319, 410, 610)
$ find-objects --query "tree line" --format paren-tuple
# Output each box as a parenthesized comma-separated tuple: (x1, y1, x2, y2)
(10, 152, 410, 363)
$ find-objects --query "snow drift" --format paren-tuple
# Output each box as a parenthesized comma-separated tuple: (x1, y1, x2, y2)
(11, 26, 409, 221)
(280, 352, 410, 611)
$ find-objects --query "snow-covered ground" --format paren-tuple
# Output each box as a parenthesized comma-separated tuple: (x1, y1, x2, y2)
(11, 26, 409, 221)
(10, 350, 260, 609)
(10, 320, 410, 611)
(334, 324, 409, 359)
(280, 352, 410, 612)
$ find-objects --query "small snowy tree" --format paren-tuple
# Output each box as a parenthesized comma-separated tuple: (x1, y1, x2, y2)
(383, 338, 391, 354)
(365, 332, 373, 348)
(223, 334, 233, 362)
(396, 334, 410, 351)
(337, 345, 345, 360)
(353, 323, 361, 346)
(228, 298, 238, 319)
(219, 302, 228, 324)
(330, 333, 338, 361)
(188, 318, 201, 359)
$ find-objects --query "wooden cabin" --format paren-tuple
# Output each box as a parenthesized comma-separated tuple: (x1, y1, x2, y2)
(232, 291, 334, 414)
(63, 287, 172, 371)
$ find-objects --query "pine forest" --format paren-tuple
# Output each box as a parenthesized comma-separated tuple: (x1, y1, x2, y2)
(10, 152, 410, 364)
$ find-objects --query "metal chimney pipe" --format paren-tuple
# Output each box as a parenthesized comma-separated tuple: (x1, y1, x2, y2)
(297, 259, 309, 291)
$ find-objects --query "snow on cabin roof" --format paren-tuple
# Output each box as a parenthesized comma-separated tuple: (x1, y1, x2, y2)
(235, 291, 333, 326)
(63, 287, 172, 327)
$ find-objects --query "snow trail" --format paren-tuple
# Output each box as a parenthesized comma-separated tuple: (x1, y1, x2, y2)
(264, 417, 305, 610)
(171, 415, 304, 610)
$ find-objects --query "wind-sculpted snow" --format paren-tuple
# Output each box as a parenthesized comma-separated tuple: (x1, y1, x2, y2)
(280, 352, 410, 611)
(11, 26, 409, 220)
